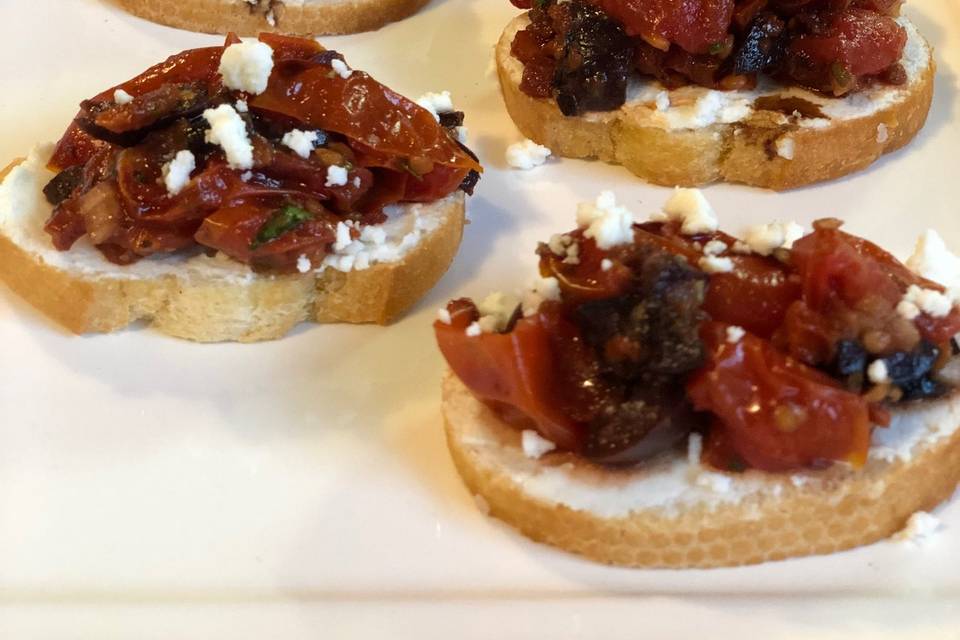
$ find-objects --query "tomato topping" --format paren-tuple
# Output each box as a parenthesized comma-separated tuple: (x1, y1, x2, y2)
(250, 63, 480, 175)
(587, 0, 735, 54)
(512, 0, 911, 109)
(435, 302, 585, 451)
(42, 34, 480, 271)
(538, 234, 634, 303)
(688, 322, 872, 471)
(194, 200, 338, 269)
(257, 32, 324, 61)
(50, 46, 224, 171)
(632, 223, 802, 338)
(787, 9, 906, 92)
(786, 223, 960, 362)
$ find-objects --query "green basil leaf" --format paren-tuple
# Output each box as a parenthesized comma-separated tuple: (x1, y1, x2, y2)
(250, 205, 313, 250)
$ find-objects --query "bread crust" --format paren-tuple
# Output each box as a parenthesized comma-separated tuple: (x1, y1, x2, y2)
(0, 160, 465, 342)
(443, 373, 960, 568)
(117, 0, 431, 36)
(496, 15, 935, 190)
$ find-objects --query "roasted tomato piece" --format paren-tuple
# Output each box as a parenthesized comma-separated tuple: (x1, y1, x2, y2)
(258, 32, 325, 61)
(86, 82, 212, 136)
(538, 234, 634, 303)
(704, 256, 801, 339)
(687, 322, 872, 471)
(588, 0, 735, 54)
(435, 302, 585, 451)
(787, 9, 906, 92)
(49, 123, 108, 172)
(194, 200, 338, 269)
(633, 223, 802, 337)
(251, 63, 480, 174)
(402, 164, 470, 203)
(789, 222, 960, 354)
(852, 0, 903, 15)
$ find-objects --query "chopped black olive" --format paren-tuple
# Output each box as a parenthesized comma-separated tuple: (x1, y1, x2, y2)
(43, 166, 84, 206)
(836, 338, 949, 401)
(731, 12, 786, 75)
(553, 1, 634, 117)
(455, 139, 482, 196)
(575, 245, 709, 466)
(883, 341, 946, 401)
(438, 111, 465, 128)
(584, 388, 707, 466)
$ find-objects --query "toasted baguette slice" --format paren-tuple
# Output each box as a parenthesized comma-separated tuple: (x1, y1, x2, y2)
(497, 15, 935, 190)
(117, 0, 431, 36)
(443, 372, 960, 568)
(0, 147, 464, 342)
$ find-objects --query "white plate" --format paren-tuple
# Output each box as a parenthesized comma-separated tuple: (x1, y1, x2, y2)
(1, 0, 959, 637)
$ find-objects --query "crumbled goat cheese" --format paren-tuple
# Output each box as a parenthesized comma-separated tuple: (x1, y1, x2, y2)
(436, 308, 452, 325)
(475, 291, 520, 332)
(687, 433, 703, 466)
(235, 99, 248, 113)
(218, 41, 274, 95)
(203, 105, 254, 170)
(695, 471, 733, 493)
(898, 284, 953, 320)
(522, 276, 562, 317)
(522, 430, 557, 459)
(743, 221, 805, 256)
(113, 88, 134, 105)
(867, 359, 890, 384)
(562, 242, 580, 265)
(416, 91, 454, 121)
(661, 188, 719, 235)
(894, 511, 942, 545)
(296, 255, 312, 273)
(654, 91, 670, 111)
(775, 136, 795, 160)
(330, 58, 353, 79)
(601, 258, 613, 272)
(456, 126, 469, 144)
(703, 239, 727, 256)
(731, 240, 752, 254)
(325, 165, 349, 187)
(321, 212, 439, 273)
(506, 139, 552, 170)
(699, 255, 734, 274)
(282, 129, 320, 159)
(465, 322, 482, 337)
(161, 150, 196, 196)
(726, 325, 745, 344)
(897, 300, 920, 320)
(265, 9, 276, 27)
(653, 89, 752, 129)
(906, 229, 960, 298)
(547, 234, 568, 255)
(332, 220, 355, 252)
(576, 191, 636, 250)
(877, 123, 889, 143)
